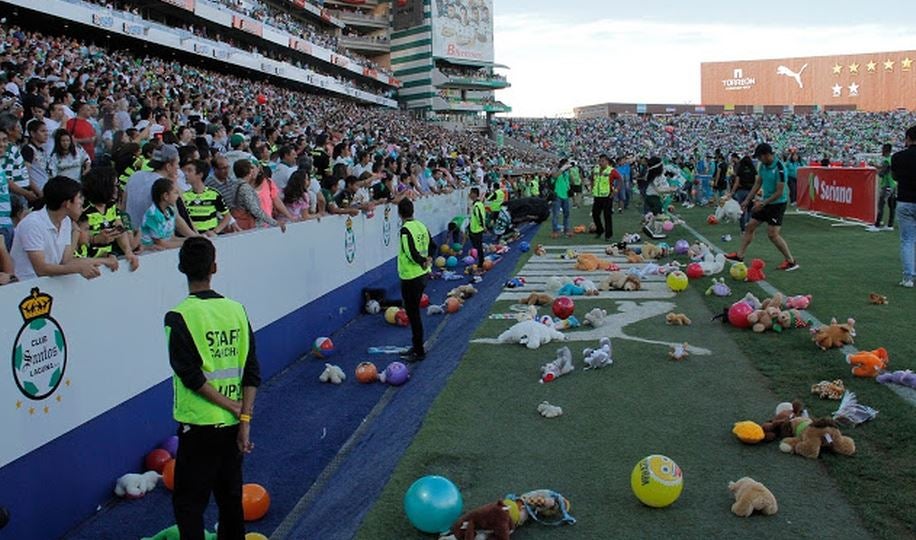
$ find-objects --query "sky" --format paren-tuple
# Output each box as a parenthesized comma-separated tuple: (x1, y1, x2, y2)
(492, 0, 916, 117)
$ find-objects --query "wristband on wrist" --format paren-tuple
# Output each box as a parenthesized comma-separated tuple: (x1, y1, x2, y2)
(239, 414, 252, 423)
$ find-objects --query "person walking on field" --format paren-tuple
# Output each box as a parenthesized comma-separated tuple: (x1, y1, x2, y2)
(892, 125, 916, 287)
(725, 143, 799, 271)
(868, 143, 897, 233)
(591, 154, 620, 241)
(165, 237, 261, 540)
(398, 198, 435, 361)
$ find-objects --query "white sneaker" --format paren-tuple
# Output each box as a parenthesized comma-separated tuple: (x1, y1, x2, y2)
(883, 226, 894, 231)
(865, 225, 882, 232)
(900, 280, 914, 288)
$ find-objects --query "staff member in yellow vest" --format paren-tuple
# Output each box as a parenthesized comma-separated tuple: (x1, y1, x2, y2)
(469, 187, 486, 268)
(165, 237, 261, 540)
(398, 198, 436, 362)
(591, 154, 620, 241)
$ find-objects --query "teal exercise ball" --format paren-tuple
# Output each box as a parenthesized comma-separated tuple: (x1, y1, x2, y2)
(403, 475, 463, 533)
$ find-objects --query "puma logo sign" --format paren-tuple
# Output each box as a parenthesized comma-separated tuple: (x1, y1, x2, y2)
(777, 64, 808, 89)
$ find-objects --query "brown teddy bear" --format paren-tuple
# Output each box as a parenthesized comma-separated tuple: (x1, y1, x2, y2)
(760, 400, 804, 442)
(576, 254, 601, 272)
(812, 318, 856, 350)
(625, 250, 645, 263)
(747, 306, 780, 333)
(868, 292, 888, 305)
(448, 285, 478, 303)
(641, 242, 663, 260)
(779, 417, 856, 459)
(728, 477, 778, 517)
(599, 272, 641, 291)
(523, 293, 554, 306)
(442, 499, 525, 540)
(666, 312, 692, 326)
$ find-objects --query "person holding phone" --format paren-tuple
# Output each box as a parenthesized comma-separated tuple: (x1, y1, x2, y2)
(77, 168, 140, 270)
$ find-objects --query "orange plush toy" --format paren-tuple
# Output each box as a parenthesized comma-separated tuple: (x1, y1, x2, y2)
(847, 348, 888, 377)
(812, 318, 856, 350)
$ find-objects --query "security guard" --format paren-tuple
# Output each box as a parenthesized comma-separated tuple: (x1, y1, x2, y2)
(398, 198, 435, 362)
(165, 237, 261, 540)
(591, 154, 618, 241)
(469, 187, 487, 268)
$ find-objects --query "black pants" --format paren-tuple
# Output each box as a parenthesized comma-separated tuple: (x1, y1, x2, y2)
(592, 196, 613, 239)
(469, 231, 484, 266)
(174, 424, 244, 540)
(401, 274, 427, 353)
(875, 187, 897, 227)
(788, 176, 798, 203)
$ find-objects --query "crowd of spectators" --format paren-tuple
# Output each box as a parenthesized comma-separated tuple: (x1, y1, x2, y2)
(0, 23, 546, 285)
(438, 66, 506, 82)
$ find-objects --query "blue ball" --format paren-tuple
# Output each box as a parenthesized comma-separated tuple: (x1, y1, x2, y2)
(403, 475, 463, 533)
(519, 241, 530, 252)
(446, 255, 458, 268)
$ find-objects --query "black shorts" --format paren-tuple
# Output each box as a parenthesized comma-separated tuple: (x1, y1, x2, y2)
(570, 184, 583, 194)
(751, 202, 787, 226)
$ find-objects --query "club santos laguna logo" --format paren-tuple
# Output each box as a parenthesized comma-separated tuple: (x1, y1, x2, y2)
(722, 68, 756, 91)
(809, 174, 853, 204)
(12, 288, 68, 402)
(382, 205, 392, 246)
(345, 217, 356, 263)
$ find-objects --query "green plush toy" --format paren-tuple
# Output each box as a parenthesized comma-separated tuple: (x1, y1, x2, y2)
(142, 524, 216, 540)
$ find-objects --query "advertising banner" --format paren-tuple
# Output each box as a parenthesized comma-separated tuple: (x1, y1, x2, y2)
(796, 167, 878, 223)
(159, 0, 195, 11)
(232, 15, 263, 37)
(431, 0, 494, 63)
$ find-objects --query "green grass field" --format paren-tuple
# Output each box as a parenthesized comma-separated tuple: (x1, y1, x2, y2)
(357, 203, 915, 539)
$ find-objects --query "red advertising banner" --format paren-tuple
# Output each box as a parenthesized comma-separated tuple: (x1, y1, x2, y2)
(232, 15, 263, 37)
(160, 0, 195, 11)
(289, 38, 312, 55)
(797, 167, 878, 223)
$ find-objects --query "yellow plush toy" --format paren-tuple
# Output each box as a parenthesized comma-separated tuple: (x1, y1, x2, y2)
(728, 477, 778, 517)
(666, 313, 692, 326)
(732, 421, 765, 444)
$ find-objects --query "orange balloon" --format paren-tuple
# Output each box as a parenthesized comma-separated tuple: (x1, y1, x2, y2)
(162, 459, 176, 491)
(355, 362, 378, 383)
(446, 297, 461, 313)
(242, 483, 271, 521)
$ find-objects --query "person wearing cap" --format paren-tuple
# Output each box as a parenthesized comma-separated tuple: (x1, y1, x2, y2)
(725, 143, 799, 272)
(224, 133, 253, 180)
(891, 125, 916, 288)
(126, 144, 182, 228)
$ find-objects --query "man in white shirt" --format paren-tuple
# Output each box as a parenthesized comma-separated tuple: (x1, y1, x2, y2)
(43, 102, 65, 153)
(272, 146, 297, 190)
(10, 176, 115, 280)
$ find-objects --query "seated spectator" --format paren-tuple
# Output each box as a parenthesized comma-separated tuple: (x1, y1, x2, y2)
(126, 144, 180, 228)
(273, 146, 297, 189)
(141, 178, 199, 249)
(10, 176, 116, 281)
(282, 170, 321, 221)
(48, 129, 90, 182)
(66, 102, 97, 161)
(229, 159, 285, 231)
(77, 168, 140, 271)
(0, 239, 13, 285)
(21, 119, 50, 193)
(333, 175, 372, 216)
(1, 113, 41, 205)
(182, 159, 234, 236)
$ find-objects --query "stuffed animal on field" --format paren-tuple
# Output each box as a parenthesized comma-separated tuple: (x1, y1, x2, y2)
(545, 276, 572, 293)
(557, 283, 586, 297)
(715, 197, 742, 224)
(699, 252, 726, 276)
(572, 277, 599, 296)
(114, 471, 161, 499)
(779, 417, 855, 459)
(868, 292, 888, 305)
(143, 525, 216, 540)
(583, 307, 608, 327)
(773, 309, 807, 332)
(440, 498, 526, 540)
(688, 241, 709, 261)
(523, 293, 554, 306)
(747, 306, 780, 333)
(666, 312, 692, 326)
(625, 250, 645, 264)
(876, 370, 916, 389)
(760, 292, 784, 311)
(498, 320, 567, 350)
(641, 242, 664, 260)
(846, 347, 888, 377)
(741, 292, 762, 310)
(732, 421, 765, 444)
(705, 277, 731, 297)
(448, 285, 478, 302)
(319, 364, 346, 384)
(537, 401, 563, 418)
(540, 347, 574, 383)
(534, 244, 546, 256)
(576, 253, 614, 272)
(728, 477, 778, 517)
(745, 259, 766, 282)
(812, 318, 856, 350)
(811, 379, 845, 400)
(668, 342, 689, 361)
(760, 400, 806, 442)
(582, 337, 613, 369)
(785, 294, 812, 310)
(599, 271, 641, 291)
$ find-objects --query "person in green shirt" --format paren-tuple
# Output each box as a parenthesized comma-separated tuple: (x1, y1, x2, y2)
(568, 162, 583, 208)
(726, 143, 798, 271)
(551, 159, 572, 238)
(868, 143, 897, 232)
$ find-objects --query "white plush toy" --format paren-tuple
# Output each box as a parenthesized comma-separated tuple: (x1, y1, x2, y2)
(537, 401, 564, 418)
(545, 275, 572, 293)
(516, 305, 538, 322)
(427, 304, 445, 315)
(114, 471, 161, 499)
(498, 320, 568, 350)
(583, 307, 608, 327)
(700, 252, 726, 276)
(582, 337, 613, 369)
(318, 363, 346, 384)
(715, 197, 742, 223)
(540, 347, 574, 383)
(742, 292, 762, 310)
(688, 242, 710, 262)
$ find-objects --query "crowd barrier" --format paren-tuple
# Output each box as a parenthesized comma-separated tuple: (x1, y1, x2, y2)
(0, 191, 467, 539)
(796, 167, 878, 224)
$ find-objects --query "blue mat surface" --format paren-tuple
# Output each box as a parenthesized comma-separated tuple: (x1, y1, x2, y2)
(63, 225, 536, 540)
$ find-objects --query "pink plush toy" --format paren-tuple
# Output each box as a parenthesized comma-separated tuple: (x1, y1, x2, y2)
(785, 294, 812, 310)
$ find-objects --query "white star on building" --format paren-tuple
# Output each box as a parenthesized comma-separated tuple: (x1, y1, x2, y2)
(848, 82, 860, 96)
(832, 83, 842, 97)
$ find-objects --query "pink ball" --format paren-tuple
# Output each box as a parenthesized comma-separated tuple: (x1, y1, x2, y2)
(685, 263, 704, 279)
(469, 248, 478, 259)
(728, 301, 754, 329)
(662, 221, 675, 232)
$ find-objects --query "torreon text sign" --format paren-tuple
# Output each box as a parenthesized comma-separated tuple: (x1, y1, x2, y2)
(431, 0, 494, 63)
(797, 167, 878, 223)
(701, 50, 916, 111)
